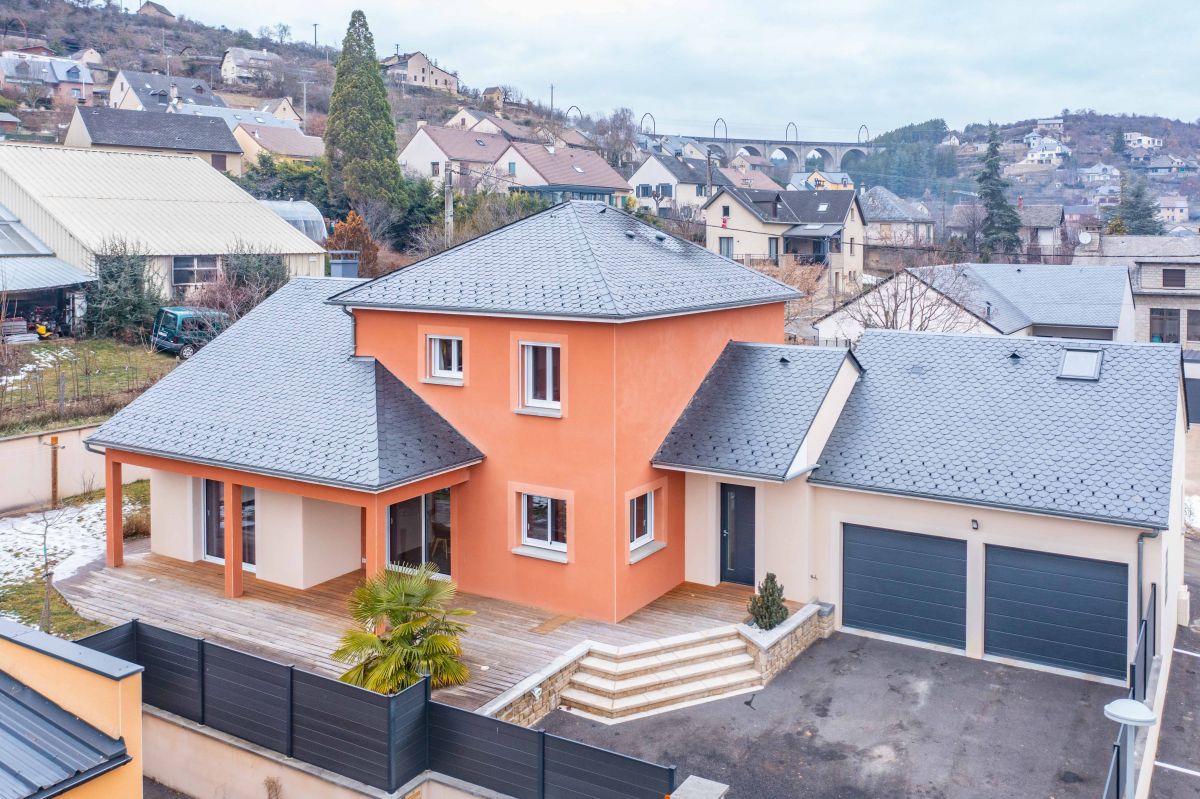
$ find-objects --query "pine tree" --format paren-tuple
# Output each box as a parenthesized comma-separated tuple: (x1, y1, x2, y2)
(748, 573, 789, 631)
(976, 127, 1023, 261)
(1112, 129, 1127, 156)
(324, 11, 403, 211)
(1107, 177, 1164, 236)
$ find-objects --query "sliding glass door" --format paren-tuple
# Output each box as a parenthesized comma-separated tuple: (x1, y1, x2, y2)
(388, 488, 451, 575)
(203, 479, 256, 570)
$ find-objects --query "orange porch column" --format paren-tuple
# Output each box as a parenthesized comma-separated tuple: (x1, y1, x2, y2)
(104, 455, 123, 567)
(223, 481, 243, 598)
(365, 496, 388, 579)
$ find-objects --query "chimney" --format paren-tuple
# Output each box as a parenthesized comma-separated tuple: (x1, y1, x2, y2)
(169, 82, 178, 102)
(546, 145, 555, 154)
(416, 119, 427, 129)
(1017, 195, 1024, 209)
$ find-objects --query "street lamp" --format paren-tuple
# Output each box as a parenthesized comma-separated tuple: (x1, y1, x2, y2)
(1104, 698, 1157, 799)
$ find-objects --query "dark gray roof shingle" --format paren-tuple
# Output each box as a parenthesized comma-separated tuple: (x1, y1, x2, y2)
(117, 69, 225, 109)
(653, 343, 857, 480)
(710, 187, 857, 226)
(330, 201, 799, 319)
(0, 670, 129, 799)
(809, 330, 1179, 528)
(88, 278, 483, 490)
(75, 106, 241, 153)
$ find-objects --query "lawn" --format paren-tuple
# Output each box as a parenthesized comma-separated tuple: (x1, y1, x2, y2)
(0, 338, 176, 437)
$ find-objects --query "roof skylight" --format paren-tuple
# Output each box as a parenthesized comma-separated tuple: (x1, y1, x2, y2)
(1059, 348, 1103, 381)
(817, 202, 829, 212)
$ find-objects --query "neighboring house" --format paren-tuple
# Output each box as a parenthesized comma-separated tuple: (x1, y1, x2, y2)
(1125, 131, 1163, 149)
(628, 152, 731, 217)
(234, 122, 323, 164)
(717, 166, 778, 190)
(482, 85, 505, 109)
(69, 47, 103, 66)
(535, 125, 598, 151)
(64, 106, 244, 175)
(1158, 194, 1189, 225)
(87, 203, 1186, 693)
(398, 124, 510, 188)
(497, 141, 632, 204)
(1145, 154, 1199, 176)
(444, 108, 536, 142)
(703, 187, 866, 292)
(0, 144, 325, 296)
(171, 103, 300, 132)
(0, 200, 94, 331)
(0, 53, 94, 106)
(1065, 204, 1103, 235)
(729, 152, 773, 173)
(1128, 147, 1154, 165)
(1094, 183, 1122, 208)
(0, 620, 144, 798)
(137, 0, 176, 21)
(945, 203, 986, 241)
(109, 69, 226, 111)
(1036, 117, 1064, 132)
(221, 47, 283, 86)
(380, 51, 458, 94)
(940, 133, 960, 147)
(861, 185, 934, 247)
(655, 135, 710, 161)
(1018, 203, 1067, 255)
(1075, 234, 1200, 343)
(217, 94, 303, 125)
(813, 262, 1136, 343)
(1024, 138, 1071, 165)
(1081, 161, 1121, 183)
(788, 169, 855, 191)
(0, 112, 19, 134)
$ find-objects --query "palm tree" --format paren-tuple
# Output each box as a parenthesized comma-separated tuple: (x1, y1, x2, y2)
(332, 563, 474, 693)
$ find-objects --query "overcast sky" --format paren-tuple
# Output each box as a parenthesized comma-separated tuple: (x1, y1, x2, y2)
(169, 0, 1198, 140)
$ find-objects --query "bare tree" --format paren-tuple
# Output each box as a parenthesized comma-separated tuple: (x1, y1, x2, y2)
(351, 197, 400, 243)
(31, 500, 87, 634)
(835, 264, 978, 335)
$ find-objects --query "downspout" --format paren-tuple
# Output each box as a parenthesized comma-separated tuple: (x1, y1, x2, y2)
(1137, 530, 1161, 617)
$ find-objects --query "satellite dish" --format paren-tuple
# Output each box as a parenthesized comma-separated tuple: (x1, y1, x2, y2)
(1078, 231, 1093, 245)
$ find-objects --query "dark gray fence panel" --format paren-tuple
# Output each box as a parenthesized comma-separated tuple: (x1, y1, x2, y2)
(75, 621, 136, 663)
(202, 643, 291, 753)
(428, 702, 540, 799)
(545, 734, 675, 799)
(291, 670, 392, 790)
(136, 623, 203, 721)
(390, 682, 428, 789)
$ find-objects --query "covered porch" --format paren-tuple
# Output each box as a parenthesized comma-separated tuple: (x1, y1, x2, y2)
(101, 449, 475, 599)
(59, 537, 757, 711)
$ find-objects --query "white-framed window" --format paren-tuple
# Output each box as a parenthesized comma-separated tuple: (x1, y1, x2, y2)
(428, 335, 463, 380)
(522, 493, 567, 551)
(508, 161, 517, 176)
(521, 343, 561, 410)
(172, 255, 219, 287)
(629, 492, 654, 549)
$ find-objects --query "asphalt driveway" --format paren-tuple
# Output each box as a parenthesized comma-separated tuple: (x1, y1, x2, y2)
(542, 633, 1124, 799)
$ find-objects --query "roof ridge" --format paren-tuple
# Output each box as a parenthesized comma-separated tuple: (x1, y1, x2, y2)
(569, 202, 623, 316)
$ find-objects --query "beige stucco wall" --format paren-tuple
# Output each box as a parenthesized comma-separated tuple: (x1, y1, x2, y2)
(255, 489, 361, 589)
(149, 469, 201, 562)
(0, 425, 150, 514)
(1134, 292, 1200, 344)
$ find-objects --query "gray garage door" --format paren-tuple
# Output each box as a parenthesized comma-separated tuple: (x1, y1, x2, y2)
(842, 524, 967, 648)
(985, 546, 1127, 679)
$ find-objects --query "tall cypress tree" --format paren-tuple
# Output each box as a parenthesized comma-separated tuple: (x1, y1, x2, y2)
(324, 10, 403, 212)
(976, 126, 1022, 260)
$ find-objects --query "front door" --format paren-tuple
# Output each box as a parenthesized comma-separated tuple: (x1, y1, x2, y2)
(719, 483, 755, 585)
(203, 479, 256, 569)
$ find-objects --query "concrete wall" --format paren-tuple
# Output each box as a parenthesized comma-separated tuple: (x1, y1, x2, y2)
(0, 628, 143, 799)
(1134, 292, 1200, 344)
(0, 425, 150, 514)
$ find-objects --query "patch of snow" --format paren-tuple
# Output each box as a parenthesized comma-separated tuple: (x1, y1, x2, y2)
(1187, 496, 1200, 530)
(0, 346, 77, 386)
(0, 499, 113, 589)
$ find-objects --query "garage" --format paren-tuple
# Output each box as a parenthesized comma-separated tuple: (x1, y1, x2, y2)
(984, 545, 1127, 679)
(842, 524, 967, 649)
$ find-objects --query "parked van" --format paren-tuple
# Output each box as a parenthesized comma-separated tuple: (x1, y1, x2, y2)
(150, 307, 229, 359)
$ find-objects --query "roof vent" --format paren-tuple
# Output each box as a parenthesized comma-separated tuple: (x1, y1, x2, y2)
(624, 230, 636, 239)
(779, 356, 790, 365)
(985, 301, 992, 319)
(654, 232, 667, 242)
(1009, 351, 1022, 361)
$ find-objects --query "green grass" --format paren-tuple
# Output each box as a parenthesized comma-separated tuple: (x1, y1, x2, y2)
(64, 478, 150, 510)
(0, 338, 176, 437)
(0, 573, 108, 639)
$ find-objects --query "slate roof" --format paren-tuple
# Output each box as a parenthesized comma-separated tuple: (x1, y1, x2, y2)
(116, 69, 225, 109)
(905, 263, 1131, 333)
(709, 187, 857, 227)
(1018, 204, 1065, 229)
(717, 167, 779, 190)
(74, 106, 240, 153)
(809, 330, 1179, 529)
(465, 109, 536, 141)
(174, 104, 298, 131)
(1074, 235, 1200, 266)
(653, 343, 858, 480)
(862, 185, 932, 223)
(419, 125, 510, 163)
(237, 123, 323, 158)
(0, 55, 92, 86)
(330, 201, 799, 319)
(88, 279, 483, 490)
(640, 153, 730, 186)
(506, 142, 630, 191)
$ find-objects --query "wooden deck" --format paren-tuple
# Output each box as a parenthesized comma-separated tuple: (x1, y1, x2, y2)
(58, 539, 758, 711)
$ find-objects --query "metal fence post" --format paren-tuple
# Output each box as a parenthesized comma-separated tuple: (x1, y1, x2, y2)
(424, 677, 432, 772)
(285, 666, 294, 758)
(198, 638, 206, 726)
(668, 764, 678, 795)
(537, 729, 546, 799)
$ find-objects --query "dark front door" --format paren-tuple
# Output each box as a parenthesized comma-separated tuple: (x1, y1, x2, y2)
(719, 483, 755, 585)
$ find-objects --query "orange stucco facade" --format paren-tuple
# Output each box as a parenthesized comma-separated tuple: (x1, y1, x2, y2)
(353, 301, 785, 621)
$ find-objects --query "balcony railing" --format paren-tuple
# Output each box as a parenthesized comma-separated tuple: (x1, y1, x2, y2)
(733, 253, 828, 268)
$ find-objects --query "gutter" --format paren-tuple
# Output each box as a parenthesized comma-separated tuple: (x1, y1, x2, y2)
(1137, 530, 1162, 616)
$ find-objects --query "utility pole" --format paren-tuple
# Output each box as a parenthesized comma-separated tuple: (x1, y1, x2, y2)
(444, 162, 454, 248)
(549, 83, 554, 118)
(299, 80, 311, 132)
(162, 29, 169, 78)
(312, 22, 318, 47)
(706, 153, 713, 199)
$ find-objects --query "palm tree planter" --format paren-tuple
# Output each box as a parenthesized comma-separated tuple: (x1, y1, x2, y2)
(333, 563, 475, 693)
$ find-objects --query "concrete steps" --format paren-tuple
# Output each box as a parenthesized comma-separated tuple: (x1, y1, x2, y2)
(560, 628, 762, 720)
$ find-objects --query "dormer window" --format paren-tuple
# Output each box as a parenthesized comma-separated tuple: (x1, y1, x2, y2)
(1059, 348, 1103, 381)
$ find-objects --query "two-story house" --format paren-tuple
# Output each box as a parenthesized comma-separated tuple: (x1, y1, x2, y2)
(444, 108, 535, 142)
(1081, 162, 1121, 183)
(109, 69, 226, 112)
(628, 152, 731, 218)
(1125, 132, 1163, 150)
(398, 124, 510, 189)
(1158, 195, 1190, 225)
(861, 185, 934, 250)
(88, 201, 1187, 690)
(221, 48, 283, 85)
(64, 106, 244, 175)
(494, 142, 631, 205)
(702, 187, 866, 293)
(381, 51, 459, 94)
(0, 52, 94, 106)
